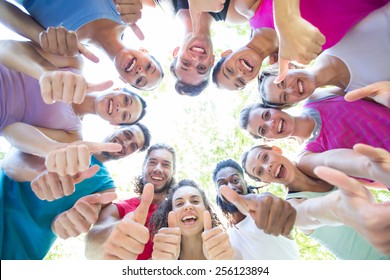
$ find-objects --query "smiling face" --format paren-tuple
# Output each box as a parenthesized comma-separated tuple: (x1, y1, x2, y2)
(262, 69, 317, 105)
(101, 125, 145, 160)
(215, 167, 248, 195)
(246, 107, 296, 140)
(244, 146, 296, 184)
(172, 186, 206, 237)
(143, 149, 174, 193)
(173, 34, 215, 85)
(114, 48, 163, 90)
(216, 47, 263, 91)
(95, 91, 143, 125)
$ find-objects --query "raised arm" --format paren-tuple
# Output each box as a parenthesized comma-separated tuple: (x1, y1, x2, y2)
(297, 145, 390, 187)
(273, 0, 325, 83)
(345, 81, 390, 109)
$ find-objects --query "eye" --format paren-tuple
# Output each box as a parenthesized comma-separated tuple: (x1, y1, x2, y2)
(131, 143, 138, 151)
(282, 93, 288, 102)
(260, 127, 266, 136)
(124, 96, 129, 105)
(175, 202, 183, 207)
(124, 131, 131, 138)
(263, 153, 269, 162)
(280, 80, 286, 88)
(227, 67, 233, 74)
(257, 167, 264, 176)
(264, 111, 270, 120)
(135, 77, 143, 86)
(146, 63, 151, 71)
(182, 60, 190, 67)
(122, 112, 127, 122)
(238, 78, 246, 87)
(232, 178, 239, 184)
(192, 199, 200, 205)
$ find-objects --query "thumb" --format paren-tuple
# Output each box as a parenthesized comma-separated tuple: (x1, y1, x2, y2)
(133, 183, 154, 225)
(353, 143, 388, 161)
(129, 23, 145, 41)
(87, 80, 114, 93)
(219, 185, 250, 216)
(203, 211, 212, 231)
(274, 57, 290, 84)
(85, 142, 122, 154)
(80, 191, 117, 205)
(314, 166, 359, 197)
(78, 42, 100, 63)
(168, 211, 177, 228)
(73, 164, 100, 184)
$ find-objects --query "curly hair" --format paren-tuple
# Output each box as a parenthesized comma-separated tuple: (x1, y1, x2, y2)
(149, 179, 222, 236)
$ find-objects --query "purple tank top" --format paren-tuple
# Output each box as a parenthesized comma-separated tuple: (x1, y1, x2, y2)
(0, 64, 82, 135)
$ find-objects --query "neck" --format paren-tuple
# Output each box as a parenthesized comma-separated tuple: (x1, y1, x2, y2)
(247, 28, 278, 60)
(152, 191, 168, 205)
(311, 54, 351, 89)
(179, 235, 206, 260)
(235, 0, 262, 19)
(287, 167, 333, 193)
(292, 115, 315, 142)
(231, 211, 246, 225)
(72, 93, 97, 118)
(93, 153, 107, 164)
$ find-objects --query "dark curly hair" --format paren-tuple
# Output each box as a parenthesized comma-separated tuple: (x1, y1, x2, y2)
(149, 179, 222, 236)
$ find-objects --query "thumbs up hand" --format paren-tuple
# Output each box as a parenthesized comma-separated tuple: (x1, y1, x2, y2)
(102, 183, 154, 259)
(152, 211, 182, 260)
(202, 211, 234, 260)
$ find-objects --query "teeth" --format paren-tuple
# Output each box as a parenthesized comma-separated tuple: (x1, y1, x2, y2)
(191, 47, 205, 54)
(275, 165, 282, 178)
(151, 176, 163, 181)
(125, 59, 136, 72)
(108, 99, 113, 115)
(182, 216, 197, 222)
(240, 59, 253, 71)
(278, 119, 283, 133)
(298, 80, 303, 94)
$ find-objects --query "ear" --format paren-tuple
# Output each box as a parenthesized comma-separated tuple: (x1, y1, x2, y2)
(172, 47, 180, 58)
(139, 47, 149, 54)
(221, 50, 233, 57)
(271, 146, 283, 155)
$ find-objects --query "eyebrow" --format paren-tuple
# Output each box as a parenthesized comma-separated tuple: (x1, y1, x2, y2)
(175, 194, 201, 201)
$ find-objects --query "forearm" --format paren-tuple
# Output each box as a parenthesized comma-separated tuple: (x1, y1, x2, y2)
(298, 149, 372, 180)
(273, 0, 301, 26)
(0, 0, 43, 43)
(2, 122, 62, 157)
(289, 195, 343, 230)
(85, 222, 117, 259)
(0, 40, 57, 79)
(252, 28, 279, 58)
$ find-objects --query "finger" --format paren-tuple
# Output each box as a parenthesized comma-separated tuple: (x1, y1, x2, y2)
(316, 32, 326, 46)
(61, 72, 77, 104)
(55, 150, 67, 176)
(86, 80, 114, 93)
(133, 183, 154, 224)
(39, 31, 49, 52)
(74, 164, 100, 184)
(353, 143, 387, 160)
(314, 166, 359, 196)
(129, 23, 145, 41)
(56, 27, 68, 56)
(203, 211, 212, 231)
(46, 27, 59, 54)
(58, 174, 75, 197)
(345, 86, 373, 102)
(76, 144, 90, 174)
(85, 142, 122, 153)
(168, 211, 177, 228)
(72, 77, 87, 104)
(274, 58, 290, 84)
(66, 145, 79, 175)
(77, 43, 100, 63)
(219, 185, 250, 216)
(81, 191, 117, 206)
(39, 76, 54, 104)
(65, 31, 79, 56)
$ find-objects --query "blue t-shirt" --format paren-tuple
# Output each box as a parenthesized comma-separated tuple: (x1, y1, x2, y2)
(15, 0, 122, 30)
(0, 155, 115, 259)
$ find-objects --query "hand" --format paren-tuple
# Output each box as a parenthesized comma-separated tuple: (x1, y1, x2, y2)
(39, 26, 99, 63)
(114, 0, 145, 40)
(52, 191, 117, 239)
(345, 81, 390, 109)
(31, 164, 100, 201)
(275, 16, 325, 83)
(220, 186, 296, 237)
(353, 143, 390, 187)
(45, 141, 122, 176)
(202, 211, 234, 260)
(152, 211, 181, 260)
(102, 183, 154, 259)
(314, 166, 390, 256)
(39, 70, 113, 104)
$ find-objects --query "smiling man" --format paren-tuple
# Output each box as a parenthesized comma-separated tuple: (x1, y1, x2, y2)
(85, 143, 177, 260)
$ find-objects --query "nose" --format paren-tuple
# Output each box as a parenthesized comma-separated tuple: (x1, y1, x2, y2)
(154, 163, 162, 172)
(266, 119, 275, 129)
(183, 201, 194, 210)
(227, 183, 238, 192)
(265, 163, 272, 174)
(136, 65, 143, 74)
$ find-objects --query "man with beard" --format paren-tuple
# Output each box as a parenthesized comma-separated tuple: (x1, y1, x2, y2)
(85, 143, 177, 260)
(0, 123, 151, 259)
(212, 159, 300, 259)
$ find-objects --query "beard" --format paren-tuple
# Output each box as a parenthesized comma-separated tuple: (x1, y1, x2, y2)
(141, 176, 174, 194)
(216, 195, 239, 215)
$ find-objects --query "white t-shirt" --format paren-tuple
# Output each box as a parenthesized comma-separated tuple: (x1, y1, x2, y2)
(228, 216, 300, 260)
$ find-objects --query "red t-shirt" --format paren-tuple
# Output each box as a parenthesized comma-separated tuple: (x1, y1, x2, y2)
(115, 197, 159, 260)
